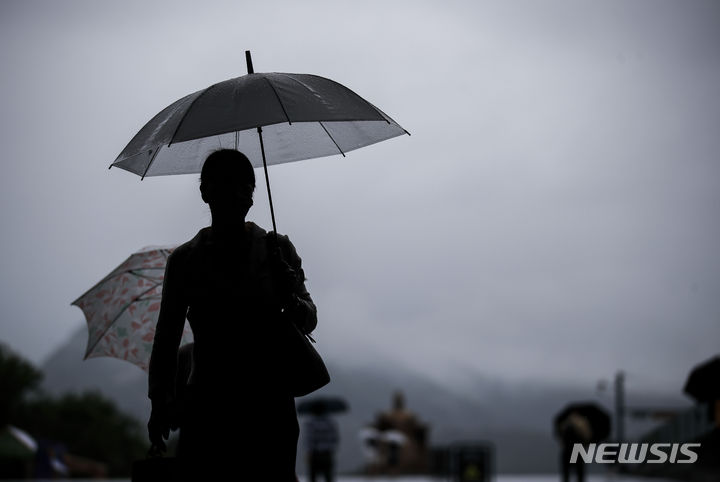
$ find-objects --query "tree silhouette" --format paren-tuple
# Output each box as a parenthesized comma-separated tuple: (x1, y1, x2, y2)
(0, 343, 43, 426)
(1, 343, 147, 476)
(14, 391, 147, 476)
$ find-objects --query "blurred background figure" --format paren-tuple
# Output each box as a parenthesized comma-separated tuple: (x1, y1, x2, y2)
(298, 396, 347, 482)
(553, 402, 610, 482)
(556, 412, 590, 482)
(683, 355, 720, 405)
(362, 390, 429, 475)
(304, 410, 340, 482)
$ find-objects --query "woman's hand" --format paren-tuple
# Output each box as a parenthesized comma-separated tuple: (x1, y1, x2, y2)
(147, 402, 171, 453)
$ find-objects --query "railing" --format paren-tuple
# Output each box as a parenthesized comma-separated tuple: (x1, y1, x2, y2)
(639, 402, 715, 444)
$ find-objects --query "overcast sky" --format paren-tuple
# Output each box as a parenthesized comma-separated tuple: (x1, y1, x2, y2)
(1, 0, 718, 396)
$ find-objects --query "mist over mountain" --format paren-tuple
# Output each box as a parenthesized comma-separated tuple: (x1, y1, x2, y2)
(40, 325, 690, 474)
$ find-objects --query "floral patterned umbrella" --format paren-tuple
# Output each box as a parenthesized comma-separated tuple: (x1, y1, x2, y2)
(71, 246, 193, 371)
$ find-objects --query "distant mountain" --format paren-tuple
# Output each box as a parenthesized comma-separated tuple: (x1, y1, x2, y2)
(41, 324, 151, 420)
(41, 325, 689, 474)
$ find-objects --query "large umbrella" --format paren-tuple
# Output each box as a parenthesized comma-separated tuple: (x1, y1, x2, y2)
(553, 402, 611, 443)
(683, 355, 720, 403)
(110, 51, 409, 234)
(71, 246, 193, 371)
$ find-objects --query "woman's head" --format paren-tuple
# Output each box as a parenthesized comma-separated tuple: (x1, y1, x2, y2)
(200, 149, 256, 215)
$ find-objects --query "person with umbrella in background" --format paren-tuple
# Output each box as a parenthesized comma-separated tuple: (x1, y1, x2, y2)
(303, 408, 340, 482)
(554, 402, 611, 482)
(298, 397, 348, 482)
(148, 149, 317, 481)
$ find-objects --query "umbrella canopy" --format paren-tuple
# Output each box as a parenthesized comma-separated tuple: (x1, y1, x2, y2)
(554, 402, 611, 443)
(297, 396, 349, 415)
(71, 246, 193, 371)
(109, 51, 409, 236)
(111, 57, 408, 178)
(683, 355, 720, 403)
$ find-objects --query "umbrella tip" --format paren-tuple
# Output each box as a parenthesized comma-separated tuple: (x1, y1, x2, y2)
(245, 50, 254, 74)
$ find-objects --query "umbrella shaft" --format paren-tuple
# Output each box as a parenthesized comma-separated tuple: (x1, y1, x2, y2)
(257, 126, 278, 238)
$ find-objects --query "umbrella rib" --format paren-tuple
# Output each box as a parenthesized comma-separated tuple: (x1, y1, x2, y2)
(108, 150, 144, 171)
(319, 122, 345, 157)
(261, 76, 292, 125)
(129, 270, 165, 284)
(283, 73, 410, 136)
(71, 264, 168, 306)
(141, 146, 162, 180)
(84, 282, 164, 359)
(167, 83, 219, 147)
(279, 73, 387, 123)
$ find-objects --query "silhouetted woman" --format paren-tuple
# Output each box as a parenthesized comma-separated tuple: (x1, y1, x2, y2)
(147, 149, 317, 481)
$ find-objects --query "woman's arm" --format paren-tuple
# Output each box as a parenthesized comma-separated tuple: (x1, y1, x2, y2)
(147, 249, 189, 448)
(277, 235, 318, 334)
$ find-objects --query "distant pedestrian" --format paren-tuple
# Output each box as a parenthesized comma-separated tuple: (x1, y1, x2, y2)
(557, 413, 590, 482)
(304, 412, 339, 482)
